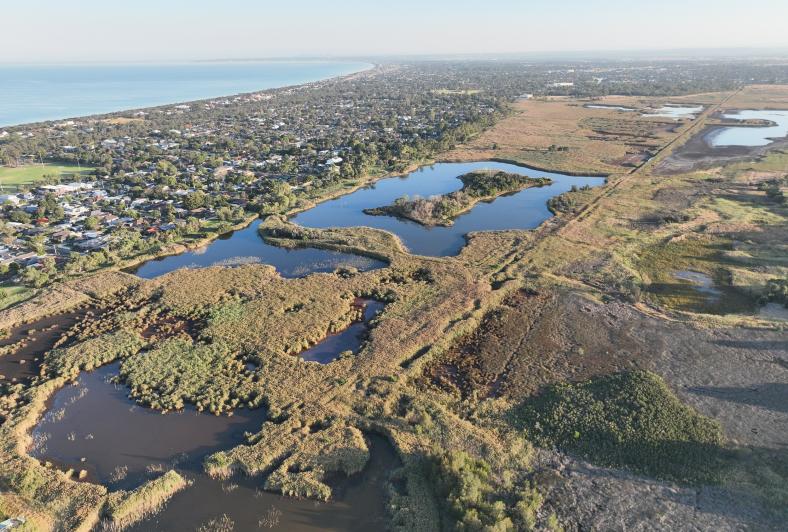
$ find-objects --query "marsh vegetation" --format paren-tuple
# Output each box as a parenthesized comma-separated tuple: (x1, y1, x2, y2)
(0, 78, 786, 532)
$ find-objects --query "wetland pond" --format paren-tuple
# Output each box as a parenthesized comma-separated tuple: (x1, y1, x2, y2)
(0, 308, 90, 385)
(672, 270, 722, 300)
(31, 361, 398, 531)
(707, 109, 788, 147)
(131, 161, 604, 277)
(300, 299, 384, 364)
(127, 434, 399, 532)
(130, 219, 385, 279)
(28, 160, 604, 529)
(584, 104, 636, 112)
(30, 361, 268, 490)
(29, 297, 392, 528)
(642, 105, 703, 119)
(292, 161, 605, 257)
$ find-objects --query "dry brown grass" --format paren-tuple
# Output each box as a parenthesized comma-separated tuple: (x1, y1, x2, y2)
(0, 271, 142, 331)
(102, 470, 189, 530)
(725, 84, 788, 109)
(443, 97, 688, 174)
(101, 117, 144, 125)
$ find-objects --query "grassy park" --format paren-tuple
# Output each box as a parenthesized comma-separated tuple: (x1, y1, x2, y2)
(0, 163, 93, 191)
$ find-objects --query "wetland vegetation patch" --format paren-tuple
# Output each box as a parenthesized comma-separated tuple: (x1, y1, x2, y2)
(511, 370, 730, 484)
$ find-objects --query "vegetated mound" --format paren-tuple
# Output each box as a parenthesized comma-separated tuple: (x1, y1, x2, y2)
(511, 370, 731, 484)
(425, 449, 545, 531)
(364, 170, 551, 226)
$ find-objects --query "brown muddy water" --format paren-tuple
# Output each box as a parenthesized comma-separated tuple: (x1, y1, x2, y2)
(30, 361, 267, 490)
(300, 299, 385, 364)
(29, 311, 399, 529)
(0, 310, 88, 384)
(126, 434, 400, 532)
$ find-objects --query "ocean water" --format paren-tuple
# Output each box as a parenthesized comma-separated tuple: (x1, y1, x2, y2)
(0, 61, 371, 127)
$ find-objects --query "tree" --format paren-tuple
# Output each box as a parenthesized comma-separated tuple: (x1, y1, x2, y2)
(185, 216, 201, 234)
(160, 203, 176, 223)
(9, 210, 31, 224)
(22, 266, 49, 288)
(40, 256, 56, 275)
(184, 191, 207, 210)
(84, 216, 100, 230)
(28, 235, 46, 255)
(156, 159, 178, 176)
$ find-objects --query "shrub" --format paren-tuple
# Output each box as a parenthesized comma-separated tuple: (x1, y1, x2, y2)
(426, 450, 542, 531)
(511, 370, 730, 483)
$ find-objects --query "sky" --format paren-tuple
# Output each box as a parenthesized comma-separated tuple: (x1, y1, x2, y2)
(3, 0, 788, 63)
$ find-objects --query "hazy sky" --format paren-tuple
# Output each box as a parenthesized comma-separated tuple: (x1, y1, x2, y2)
(3, 0, 788, 63)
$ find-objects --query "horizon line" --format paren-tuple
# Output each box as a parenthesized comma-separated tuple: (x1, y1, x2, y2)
(3, 46, 788, 66)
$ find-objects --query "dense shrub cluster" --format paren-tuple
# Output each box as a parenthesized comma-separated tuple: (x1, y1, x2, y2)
(761, 277, 788, 307)
(512, 370, 729, 483)
(426, 450, 543, 531)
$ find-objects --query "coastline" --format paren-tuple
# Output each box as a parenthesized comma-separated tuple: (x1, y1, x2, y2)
(20, 155, 600, 290)
(0, 60, 375, 128)
(114, 158, 430, 276)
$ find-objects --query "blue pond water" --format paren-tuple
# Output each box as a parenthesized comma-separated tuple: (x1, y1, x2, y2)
(132, 161, 605, 278)
(131, 219, 384, 279)
(293, 161, 605, 257)
(708, 109, 788, 147)
(642, 105, 703, 119)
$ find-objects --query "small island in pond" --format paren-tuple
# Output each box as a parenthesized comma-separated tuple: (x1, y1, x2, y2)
(363, 170, 552, 226)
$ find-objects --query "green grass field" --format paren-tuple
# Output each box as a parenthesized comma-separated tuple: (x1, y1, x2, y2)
(0, 284, 36, 311)
(0, 164, 94, 191)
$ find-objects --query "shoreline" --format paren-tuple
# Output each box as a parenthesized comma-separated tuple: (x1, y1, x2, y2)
(0, 60, 376, 129)
(94, 159, 431, 279)
(437, 156, 609, 178)
(363, 178, 553, 228)
(121, 157, 599, 277)
(53, 156, 604, 286)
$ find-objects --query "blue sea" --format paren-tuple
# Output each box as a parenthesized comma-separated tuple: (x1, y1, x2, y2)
(0, 61, 371, 127)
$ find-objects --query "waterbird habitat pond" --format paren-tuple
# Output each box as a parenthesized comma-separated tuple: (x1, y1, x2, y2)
(707, 109, 788, 147)
(292, 161, 605, 256)
(130, 219, 386, 279)
(656, 109, 788, 174)
(0, 309, 89, 385)
(27, 160, 605, 528)
(131, 161, 605, 279)
(584, 104, 636, 112)
(127, 434, 399, 532)
(642, 105, 703, 119)
(30, 361, 268, 490)
(29, 325, 396, 529)
(300, 299, 385, 363)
